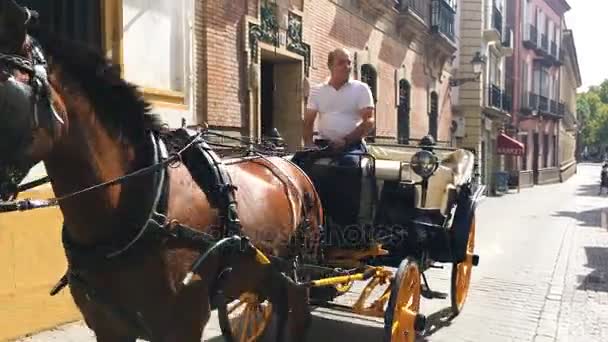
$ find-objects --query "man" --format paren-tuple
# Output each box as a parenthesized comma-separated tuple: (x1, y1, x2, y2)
(303, 47, 375, 166)
(297, 48, 376, 247)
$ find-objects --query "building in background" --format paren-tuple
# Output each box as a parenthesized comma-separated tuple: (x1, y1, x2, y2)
(558, 28, 581, 181)
(198, 0, 459, 150)
(452, 0, 517, 194)
(506, 0, 571, 187)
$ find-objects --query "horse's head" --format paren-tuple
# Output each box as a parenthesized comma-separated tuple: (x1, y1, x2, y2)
(0, 0, 65, 197)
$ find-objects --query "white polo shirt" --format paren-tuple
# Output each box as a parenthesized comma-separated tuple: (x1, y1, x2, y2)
(307, 79, 374, 142)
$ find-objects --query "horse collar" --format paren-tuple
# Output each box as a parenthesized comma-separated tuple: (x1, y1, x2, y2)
(61, 132, 170, 269)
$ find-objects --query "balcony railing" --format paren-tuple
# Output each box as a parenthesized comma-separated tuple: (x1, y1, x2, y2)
(528, 92, 538, 110)
(488, 84, 511, 112)
(541, 34, 548, 51)
(539, 95, 549, 112)
(492, 4, 503, 36)
(431, 0, 456, 41)
(550, 99, 558, 115)
(550, 41, 557, 57)
(524, 24, 538, 48)
(399, 0, 430, 21)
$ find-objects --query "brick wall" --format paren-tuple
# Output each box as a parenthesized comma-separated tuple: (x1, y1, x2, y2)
(198, 0, 248, 129)
(198, 0, 454, 141)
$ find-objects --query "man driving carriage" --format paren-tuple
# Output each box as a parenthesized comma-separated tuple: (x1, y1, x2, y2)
(293, 48, 376, 248)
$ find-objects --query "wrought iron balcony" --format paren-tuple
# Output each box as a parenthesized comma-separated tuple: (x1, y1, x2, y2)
(523, 24, 537, 49)
(526, 92, 539, 112)
(431, 0, 456, 41)
(550, 99, 558, 115)
(539, 95, 549, 112)
(488, 84, 511, 112)
(550, 41, 557, 57)
(540, 34, 548, 52)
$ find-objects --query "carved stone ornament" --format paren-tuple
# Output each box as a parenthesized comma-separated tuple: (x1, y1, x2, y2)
(286, 12, 311, 76)
(248, 1, 280, 63)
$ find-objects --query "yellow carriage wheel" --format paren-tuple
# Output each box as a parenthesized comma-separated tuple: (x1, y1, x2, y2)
(218, 292, 273, 342)
(450, 213, 476, 316)
(384, 258, 424, 342)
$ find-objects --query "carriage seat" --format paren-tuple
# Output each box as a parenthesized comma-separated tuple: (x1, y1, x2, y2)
(367, 145, 475, 214)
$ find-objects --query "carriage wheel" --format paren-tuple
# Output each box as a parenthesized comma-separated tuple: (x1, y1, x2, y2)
(218, 292, 273, 342)
(384, 258, 423, 342)
(450, 213, 476, 316)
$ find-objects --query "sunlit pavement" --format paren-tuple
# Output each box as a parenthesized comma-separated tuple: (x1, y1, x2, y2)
(14, 163, 608, 342)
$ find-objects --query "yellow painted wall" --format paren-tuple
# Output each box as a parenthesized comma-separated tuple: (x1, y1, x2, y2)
(0, 179, 81, 341)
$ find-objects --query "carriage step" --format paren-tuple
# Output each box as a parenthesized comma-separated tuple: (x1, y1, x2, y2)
(472, 254, 480, 266)
(414, 314, 427, 333)
(421, 288, 448, 300)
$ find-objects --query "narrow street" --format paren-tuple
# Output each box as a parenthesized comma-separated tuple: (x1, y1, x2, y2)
(15, 164, 608, 342)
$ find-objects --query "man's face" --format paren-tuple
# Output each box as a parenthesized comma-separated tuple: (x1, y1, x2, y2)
(330, 51, 352, 81)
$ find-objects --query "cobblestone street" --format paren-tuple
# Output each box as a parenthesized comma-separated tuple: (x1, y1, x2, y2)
(13, 163, 608, 342)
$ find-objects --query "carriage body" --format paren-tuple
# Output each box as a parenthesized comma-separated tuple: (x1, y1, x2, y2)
(277, 141, 484, 341)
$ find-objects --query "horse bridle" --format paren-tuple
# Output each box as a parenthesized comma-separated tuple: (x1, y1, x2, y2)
(0, 7, 63, 200)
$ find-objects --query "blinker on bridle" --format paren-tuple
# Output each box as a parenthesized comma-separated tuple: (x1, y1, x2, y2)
(0, 6, 63, 131)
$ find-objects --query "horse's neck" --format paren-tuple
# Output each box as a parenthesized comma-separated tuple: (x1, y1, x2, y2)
(44, 114, 153, 245)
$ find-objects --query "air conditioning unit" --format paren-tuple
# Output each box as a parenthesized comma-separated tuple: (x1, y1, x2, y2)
(452, 117, 466, 138)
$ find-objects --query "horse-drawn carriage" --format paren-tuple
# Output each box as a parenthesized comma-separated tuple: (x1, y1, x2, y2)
(214, 134, 484, 342)
(0, 1, 482, 340)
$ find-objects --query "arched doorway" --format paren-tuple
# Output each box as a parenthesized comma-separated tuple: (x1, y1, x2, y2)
(398, 79, 411, 144)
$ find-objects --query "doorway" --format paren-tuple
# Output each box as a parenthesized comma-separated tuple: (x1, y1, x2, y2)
(260, 49, 303, 149)
(533, 132, 539, 184)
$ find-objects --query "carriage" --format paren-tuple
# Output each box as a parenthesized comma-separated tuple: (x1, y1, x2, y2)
(215, 134, 484, 342)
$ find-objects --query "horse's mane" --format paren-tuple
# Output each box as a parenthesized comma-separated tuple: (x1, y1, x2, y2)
(30, 31, 164, 143)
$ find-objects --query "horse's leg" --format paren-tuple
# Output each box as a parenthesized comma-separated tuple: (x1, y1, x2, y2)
(163, 280, 210, 342)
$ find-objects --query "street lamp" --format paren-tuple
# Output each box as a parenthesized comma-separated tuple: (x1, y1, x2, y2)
(450, 51, 486, 87)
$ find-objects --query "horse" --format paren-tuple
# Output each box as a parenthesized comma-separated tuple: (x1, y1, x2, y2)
(0, 1, 323, 341)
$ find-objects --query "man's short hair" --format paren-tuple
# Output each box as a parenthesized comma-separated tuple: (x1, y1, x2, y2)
(327, 48, 350, 69)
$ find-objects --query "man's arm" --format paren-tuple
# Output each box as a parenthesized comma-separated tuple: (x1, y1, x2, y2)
(303, 108, 318, 147)
(343, 106, 374, 145)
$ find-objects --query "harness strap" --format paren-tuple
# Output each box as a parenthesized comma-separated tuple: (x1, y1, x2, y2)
(175, 128, 242, 237)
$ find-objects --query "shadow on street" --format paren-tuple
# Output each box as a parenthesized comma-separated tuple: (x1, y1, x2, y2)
(577, 246, 608, 293)
(552, 207, 607, 228)
(205, 305, 459, 341)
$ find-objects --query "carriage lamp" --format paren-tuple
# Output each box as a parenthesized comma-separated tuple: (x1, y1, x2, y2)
(410, 150, 438, 179)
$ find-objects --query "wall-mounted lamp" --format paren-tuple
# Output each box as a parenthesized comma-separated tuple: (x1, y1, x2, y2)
(449, 51, 486, 87)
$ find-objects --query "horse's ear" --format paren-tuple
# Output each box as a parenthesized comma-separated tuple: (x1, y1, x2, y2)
(0, 0, 29, 52)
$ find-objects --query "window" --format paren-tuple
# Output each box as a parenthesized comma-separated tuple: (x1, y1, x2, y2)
(553, 135, 558, 167)
(429, 91, 439, 140)
(20, 0, 102, 48)
(361, 64, 377, 141)
(398, 80, 411, 144)
(522, 61, 529, 104)
(122, 0, 189, 94)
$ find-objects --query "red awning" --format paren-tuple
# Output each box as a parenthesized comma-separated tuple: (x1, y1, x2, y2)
(497, 133, 525, 155)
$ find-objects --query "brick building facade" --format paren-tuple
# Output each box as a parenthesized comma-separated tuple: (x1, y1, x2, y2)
(197, 0, 459, 150)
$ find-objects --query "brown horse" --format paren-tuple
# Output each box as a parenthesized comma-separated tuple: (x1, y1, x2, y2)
(0, 1, 322, 341)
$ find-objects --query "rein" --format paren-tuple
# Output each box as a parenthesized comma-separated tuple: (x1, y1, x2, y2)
(0, 131, 203, 213)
